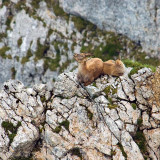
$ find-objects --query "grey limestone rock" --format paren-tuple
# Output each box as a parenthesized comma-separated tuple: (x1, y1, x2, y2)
(60, 0, 160, 57)
(0, 66, 160, 160)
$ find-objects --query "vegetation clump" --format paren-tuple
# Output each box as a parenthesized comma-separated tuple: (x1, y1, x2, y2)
(17, 37, 23, 47)
(1, 121, 21, 145)
(0, 46, 11, 59)
(70, 147, 82, 160)
(86, 108, 93, 120)
(131, 103, 137, 110)
(59, 120, 70, 131)
(53, 126, 62, 133)
(123, 59, 156, 78)
(104, 86, 118, 109)
(11, 67, 16, 79)
(21, 49, 32, 64)
(117, 142, 127, 159)
(53, 120, 70, 134)
(133, 118, 148, 159)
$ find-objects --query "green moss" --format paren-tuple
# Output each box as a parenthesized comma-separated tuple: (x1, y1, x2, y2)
(11, 156, 33, 160)
(32, 16, 46, 27)
(2, 0, 10, 6)
(34, 39, 49, 61)
(59, 59, 71, 73)
(53, 126, 61, 133)
(1, 121, 21, 145)
(111, 149, 116, 156)
(40, 96, 46, 103)
(123, 59, 156, 78)
(15, 56, 20, 61)
(86, 108, 93, 120)
(92, 82, 97, 87)
(117, 143, 127, 159)
(31, 0, 41, 9)
(0, 46, 11, 59)
(108, 104, 118, 109)
(45, 0, 69, 21)
(137, 118, 143, 127)
(104, 86, 111, 97)
(6, 15, 13, 30)
(21, 49, 32, 64)
(72, 16, 88, 33)
(70, 147, 82, 160)
(15, 0, 26, 11)
(0, 33, 7, 42)
(59, 120, 70, 131)
(80, 44, 93, 53)
(2, 121, 15, 133)
(133, 130, 147, 158)
(17, 37, 23, 47)
(72, 15, 97, 33)
(48, 29, 53, 38)
(131, 103, 137, 110)
(11, 67, 16, 79)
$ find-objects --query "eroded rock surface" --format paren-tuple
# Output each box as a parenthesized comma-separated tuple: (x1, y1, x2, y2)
(60, 0, 160, 57)
(0, 67, 160, 160)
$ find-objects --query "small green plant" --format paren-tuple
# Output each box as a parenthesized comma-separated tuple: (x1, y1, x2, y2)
(21, 49, 32, 64)
(0, 46, 11, 59)
(123, 59, 156, 78)
(53, 126, 62, 133)
(86, 108, 93, 120)
(15, 0, 27, 11)
(59, 120, 70, 131)
(111, 149, 116, 156)
(40, 95, 46, 103)
(6, 15, 13, 30)
(17, 37, 23, 47)
(2, 121, 21, 144)
(31, 0, 41, 9)
(2, 0, 10, 6)
(117, 142, 127, 159)
(11, 67, 16, 79)
(70, 147, 82, 160)
(131, 103, 137, 110)
(137, 118, 143, 127)
(0, 33, 7, 42)
(11, 156, 33, 160)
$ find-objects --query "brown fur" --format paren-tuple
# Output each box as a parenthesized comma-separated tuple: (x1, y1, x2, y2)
(74, 53, 103, 86)
(103, 59, 125, 76)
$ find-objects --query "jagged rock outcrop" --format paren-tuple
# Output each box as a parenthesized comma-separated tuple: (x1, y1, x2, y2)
(60, 0, 160, 57)
(0, 67, 160, 160)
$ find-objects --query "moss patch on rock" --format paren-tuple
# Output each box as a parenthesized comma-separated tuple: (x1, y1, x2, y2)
(0, 46, 11, 59)
(11, 67, 16, 79)
(21, 49, 32, 64)
(1, 121, 21, 145)
(123, 59, 156, 78)
(117, 142, 127, 159)
(17, 37, 23, 47)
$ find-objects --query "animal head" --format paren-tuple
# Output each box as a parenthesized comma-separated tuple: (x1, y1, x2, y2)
(74, 53, 93, 63)
(115, 59, 125, 67)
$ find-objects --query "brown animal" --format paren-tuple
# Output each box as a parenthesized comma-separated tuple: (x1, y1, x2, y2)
(103, 59, 125, 76)
(74, 53, 104, 86)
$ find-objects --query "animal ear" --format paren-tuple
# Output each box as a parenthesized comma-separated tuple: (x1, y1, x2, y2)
(115, 59, 120, 65)
(118, 54, 121, 60)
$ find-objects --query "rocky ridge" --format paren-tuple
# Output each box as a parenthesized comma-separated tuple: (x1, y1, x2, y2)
(0, 66, 160, 160)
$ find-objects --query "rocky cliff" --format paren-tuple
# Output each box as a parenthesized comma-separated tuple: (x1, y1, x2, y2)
(0, 66, 160, 160)
(60, 0, 160, 57)
(0, 0, 159, 88)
